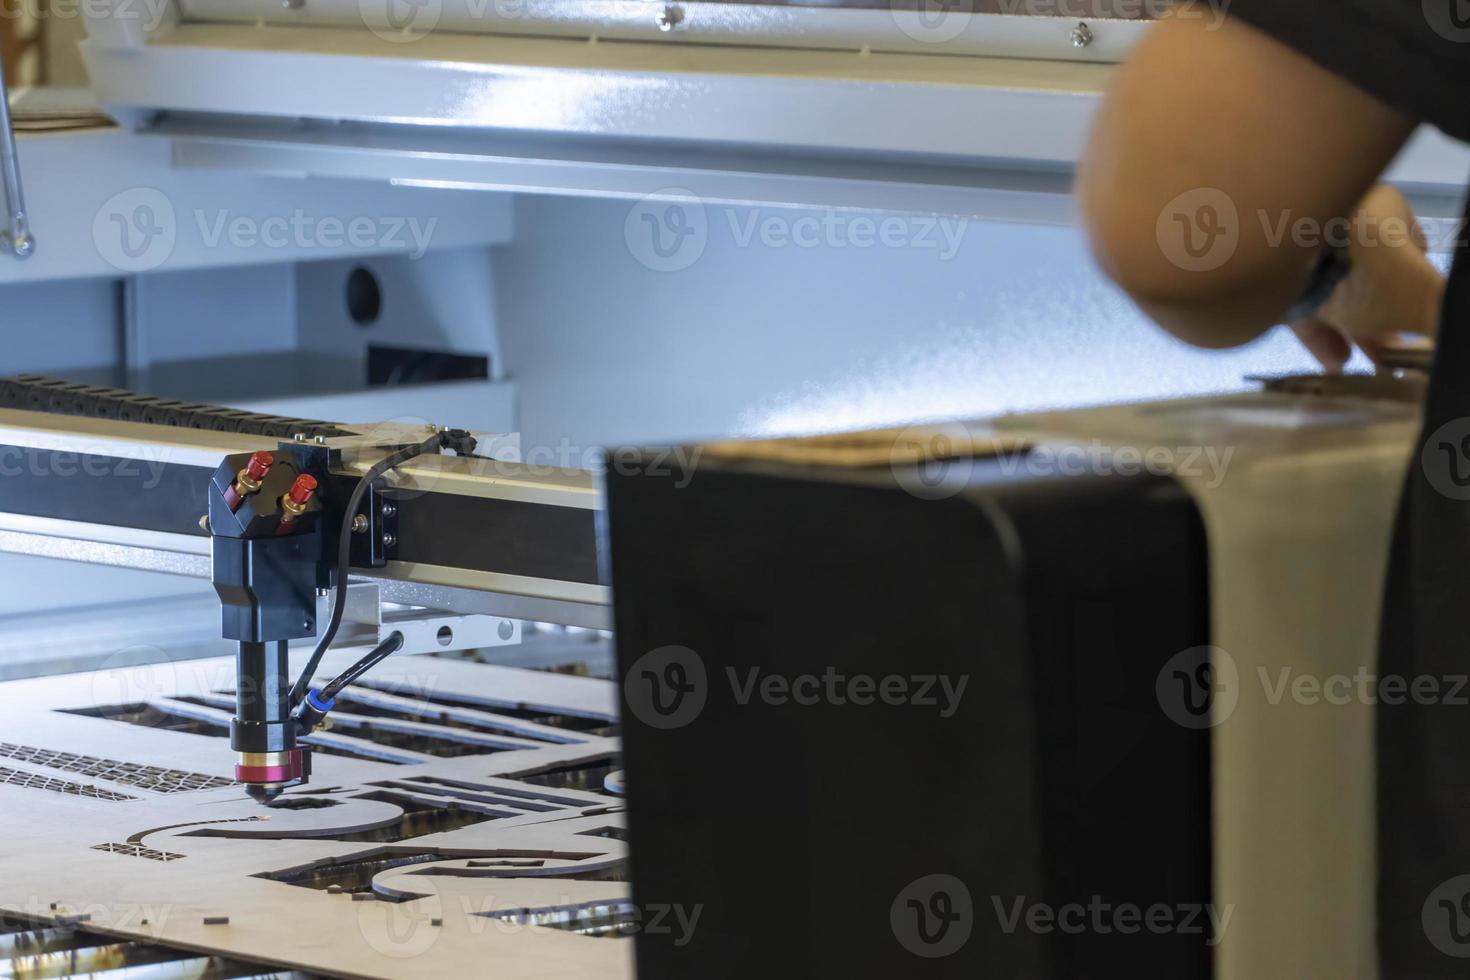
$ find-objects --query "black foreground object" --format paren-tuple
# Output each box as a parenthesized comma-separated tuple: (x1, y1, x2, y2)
(607, 443, 1212, 978)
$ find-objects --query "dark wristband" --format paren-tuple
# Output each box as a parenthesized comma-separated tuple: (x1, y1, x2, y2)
(1283, 243, 1352, 323)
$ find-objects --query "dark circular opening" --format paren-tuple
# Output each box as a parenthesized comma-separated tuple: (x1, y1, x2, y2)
(436, 626, 454, 647)
(345, 266, 382, 327)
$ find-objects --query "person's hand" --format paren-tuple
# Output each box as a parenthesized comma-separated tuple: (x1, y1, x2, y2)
(1291, 185, 1445, 372)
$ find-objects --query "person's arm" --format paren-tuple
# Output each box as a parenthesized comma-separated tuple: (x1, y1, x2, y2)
(1078, 14, 1443, 369)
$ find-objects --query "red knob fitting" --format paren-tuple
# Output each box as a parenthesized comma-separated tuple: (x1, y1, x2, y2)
(289, 473, 318, 505)
(224, 451, 274, 512)
(276, 473, 318, 535)
(245, 451, 273, 482)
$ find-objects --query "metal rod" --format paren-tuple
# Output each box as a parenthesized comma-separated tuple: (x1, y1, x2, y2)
(0, 48, 33, 258)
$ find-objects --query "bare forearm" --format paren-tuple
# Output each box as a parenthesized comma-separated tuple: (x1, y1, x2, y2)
(1078, 15, 1416, 349)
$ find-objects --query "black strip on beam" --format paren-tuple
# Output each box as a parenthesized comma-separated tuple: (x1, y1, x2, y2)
(0, 446, 602, 585)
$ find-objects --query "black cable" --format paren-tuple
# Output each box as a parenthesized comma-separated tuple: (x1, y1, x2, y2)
(288, 431, 456, 709)
(291, 630, 404, 737)
(319, 630, 405, 703)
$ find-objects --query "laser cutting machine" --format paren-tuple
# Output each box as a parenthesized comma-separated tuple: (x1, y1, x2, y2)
(0, 365, 1431, 979)
(0, 2, 1465, 978)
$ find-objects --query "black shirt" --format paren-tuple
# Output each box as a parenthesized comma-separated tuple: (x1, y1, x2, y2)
(1224, 1, 1470, 974)
(1232, 1, 1470, 140)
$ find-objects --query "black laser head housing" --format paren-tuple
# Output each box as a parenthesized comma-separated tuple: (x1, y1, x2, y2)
(208, 447, 328, 801)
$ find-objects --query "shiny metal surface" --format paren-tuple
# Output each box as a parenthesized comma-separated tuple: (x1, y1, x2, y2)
(0, 514, 210, 577)
(0, 407, 591, 511)
(95, 24, 1115, 159)
(154, 111, 1082, 226)
(0, 49, 32, 258)
(177, 0, 1153, 61)
(374, 569, 613, 630)
(0, 514, 610, 627)
(0, 409, 607, 627)
(0, 575, 520, 681)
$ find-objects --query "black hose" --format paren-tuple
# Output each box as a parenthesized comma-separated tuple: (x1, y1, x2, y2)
(319, 630, 406, 702)
(288, 432, 448, 709)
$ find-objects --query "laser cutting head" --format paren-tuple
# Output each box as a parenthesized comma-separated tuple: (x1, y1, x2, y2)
(208, 431, 472, 802)
(207, 448, 328, 802)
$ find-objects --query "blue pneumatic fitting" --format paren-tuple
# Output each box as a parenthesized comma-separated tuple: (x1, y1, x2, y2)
(293, 688, 337, 736)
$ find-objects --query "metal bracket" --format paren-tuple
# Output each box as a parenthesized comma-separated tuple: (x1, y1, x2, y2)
(0, 50, 32, 258)
(347, 480, 398, 569)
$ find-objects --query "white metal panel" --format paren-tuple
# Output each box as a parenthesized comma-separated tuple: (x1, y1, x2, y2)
(126, 264, 297, 366)
(74, 22, 1470, 206)
(0, 277, 121, 372)
(294, 250, 507, 378)
(162, 118, 1081, 226)
(0, 129, 515, 284)
(490, 194, 1328, 449)
(86, 24, 1110, 157)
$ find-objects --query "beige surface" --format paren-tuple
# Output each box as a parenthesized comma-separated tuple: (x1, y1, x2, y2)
(998, 387, 1418, 980)
(0, 648, 632, 978)
(702, 420, 1024, 468)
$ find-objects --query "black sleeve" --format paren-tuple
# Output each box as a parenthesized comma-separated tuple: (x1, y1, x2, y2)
(1224, 0, 1470, 141)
